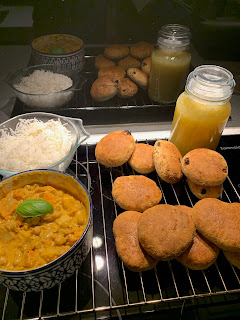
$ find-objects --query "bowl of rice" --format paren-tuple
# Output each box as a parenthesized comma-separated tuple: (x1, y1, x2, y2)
(3, 64, 86, 109)
(0, 112, 90, 178)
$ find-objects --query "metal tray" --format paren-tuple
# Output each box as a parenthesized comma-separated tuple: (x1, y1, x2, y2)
(11, 49, 176, 126)
(1, 134, 240, 320)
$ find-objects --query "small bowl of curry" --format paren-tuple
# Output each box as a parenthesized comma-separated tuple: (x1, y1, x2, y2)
(0, 169, 92, 292)
(31, 34, 85, 72)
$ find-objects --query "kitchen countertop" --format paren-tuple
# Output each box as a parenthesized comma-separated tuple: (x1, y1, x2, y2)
(1, 45, 240, 320)
(0, 44, 240, 143)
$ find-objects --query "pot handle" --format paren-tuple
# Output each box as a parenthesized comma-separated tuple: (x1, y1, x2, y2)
(71, 74, 87, 91)
(64, 116, 90, 145)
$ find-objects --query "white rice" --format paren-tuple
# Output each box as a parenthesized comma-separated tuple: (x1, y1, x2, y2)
(14, 70, 73, 94)
(14, 69, 74, 108)
(0, 118, 75, 172)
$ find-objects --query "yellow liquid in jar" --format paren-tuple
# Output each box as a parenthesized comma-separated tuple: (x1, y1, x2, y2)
(148, 48, 191, 103)
(169, 92, 231, 156)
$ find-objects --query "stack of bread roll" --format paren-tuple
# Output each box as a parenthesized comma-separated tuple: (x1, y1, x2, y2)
(181, 149, 227, 200)
(91, 42, 153, 101)
(94, 130, 239, 272)
(113, 198, 240, 273)
(112, 202, 223, 272)
(94, 129, 228, 199)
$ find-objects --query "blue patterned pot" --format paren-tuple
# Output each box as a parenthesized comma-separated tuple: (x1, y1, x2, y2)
(31, 34, 85, 72)
(0, 170, 93, 292)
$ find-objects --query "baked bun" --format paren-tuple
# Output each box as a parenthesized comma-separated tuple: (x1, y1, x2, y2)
(141, 57, 152, 76)
(113, 211, 158, 272)
(118, 78, 138, 98)
(128, 143, 155, 174)
(127, 68, 149, 89)
(130, 41, 154, 60)
(223, 251, 240, 269)
(192, 199, 240, 252)
(181, 148, 228, 186)
(98, 66, 126, 81)
(186, 179, 223, 200)
(118, 56, 141, 70)
(177, 231, 219, 270)
(95, 54, 116, 70)
(137, 205, 195, 260)
(176, 205, 219, 270)
(112, 175, 162, 212)
(153, 140, 183, 184)
(95, 130, 135, 167)
(104, 44, 129, 60)
(90, 75, 118, 102)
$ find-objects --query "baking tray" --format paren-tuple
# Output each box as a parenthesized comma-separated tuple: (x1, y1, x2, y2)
(11, 47, 177, 126)
(1, 134, 240, 320)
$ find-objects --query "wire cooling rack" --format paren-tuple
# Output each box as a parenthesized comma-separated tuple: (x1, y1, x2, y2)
(1, 135, 240, 320)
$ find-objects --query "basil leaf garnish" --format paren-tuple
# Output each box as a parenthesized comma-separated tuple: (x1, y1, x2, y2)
(15, 199, 54, 218)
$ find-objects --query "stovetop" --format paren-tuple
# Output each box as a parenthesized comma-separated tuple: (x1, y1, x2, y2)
(1, 134, 240, 320)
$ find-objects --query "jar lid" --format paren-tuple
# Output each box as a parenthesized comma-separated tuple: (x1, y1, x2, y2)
(157, 24, 191, 49)
(186, 65, 236, 101)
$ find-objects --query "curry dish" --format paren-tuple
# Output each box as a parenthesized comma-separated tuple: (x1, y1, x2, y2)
(32, 34, 83, 54)
(0, 184, 88, 271)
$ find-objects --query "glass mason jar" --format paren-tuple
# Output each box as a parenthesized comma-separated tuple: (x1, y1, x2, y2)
(148, 24, 191, 104)
(169, 65, 235, 156)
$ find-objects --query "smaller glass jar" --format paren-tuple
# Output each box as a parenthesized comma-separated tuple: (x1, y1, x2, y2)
(169, 65, 235, 156)
(148, 24, 191, 104)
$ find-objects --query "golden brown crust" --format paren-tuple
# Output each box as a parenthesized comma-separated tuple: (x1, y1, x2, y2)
(176, 204, 219, 270)
(137, 205, 195, 260)
(95, 130, 135, 167)
(95, 54, 116, 70)
(118, 78, 138, 98)
(153, 140, 183, 184)
(112, 175, 162, 212)
(141, 57, 151, 76)
(128, 143, 155, 174)
(98, 66, 126, 81)
(113, 211, 158, 272)
(130, 41, 154, 60)
(104, 44, 129, 60)
(223, 250, 240, 268)
(186, 179, 223, 200)
(192, 199, 240, 252)
(118, 55, 141, 70)
(181, 148, 228, 186)
(127, 68, 149, 88)
(90, 75, 118, 102)
(177, 231, 219, 270)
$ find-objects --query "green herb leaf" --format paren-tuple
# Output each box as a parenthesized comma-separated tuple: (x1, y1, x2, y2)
(48, 47, 67, 54)
(16, 199, 54, 218)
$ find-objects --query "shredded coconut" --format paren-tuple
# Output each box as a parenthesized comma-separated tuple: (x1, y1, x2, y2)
(14, 70, 73, 94)
(0, 118, 75, 172)
(13, 70, 74, 108)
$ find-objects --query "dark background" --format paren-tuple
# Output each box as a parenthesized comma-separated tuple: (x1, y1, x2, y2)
(1, 0, 240, 60)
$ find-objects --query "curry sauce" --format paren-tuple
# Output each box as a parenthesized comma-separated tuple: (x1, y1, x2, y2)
(0, 184, 88, 271)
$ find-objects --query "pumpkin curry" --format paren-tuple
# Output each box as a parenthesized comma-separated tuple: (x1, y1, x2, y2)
(0, 184, 88, 271)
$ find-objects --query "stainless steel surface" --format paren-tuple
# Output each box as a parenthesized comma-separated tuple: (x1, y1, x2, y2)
(1, 137, 240, 320)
